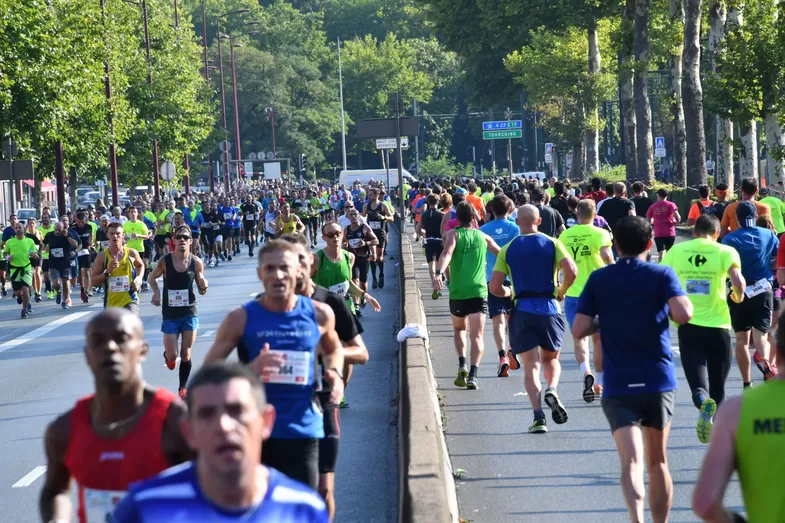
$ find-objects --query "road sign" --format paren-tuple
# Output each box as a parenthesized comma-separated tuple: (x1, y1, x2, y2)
(244, 162, 253, 177)
(655, 136, 666, 158)
(3, 140, 18, 158)
(266, 152, 275, 160)
(0, 160, 33, 180)
(545, 143, 553, 155)
(483, 130, 522, 140)
(545, 153, 553, 164)
(565, 153, 573, 169)
(160, 160, 176, 181)
(482, 120, 522, 131)
(218, 141, 232, 152)
(248, 152, 257, 161)
(375, 137, 409, 149)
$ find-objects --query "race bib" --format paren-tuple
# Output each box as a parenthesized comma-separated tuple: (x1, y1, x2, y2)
(368, 220, 382, 229)
(84, 488, 126, 523)
(78, 249, 89, 256)
(51, 248, 64, 258)
(262, 350, 311, 385)
(213, 224, 220, 231)
(100, 241, 109, 249)
(328, 281, 350, 296)
(686, 279, 710, 295)
(168, 288, 190, 307)
(223, 212, 232, 220)
(266, 220, 276, 233)
(109, 276, 130, 293)
(745, 278, 772, 298)
(348, 238, 364, 249)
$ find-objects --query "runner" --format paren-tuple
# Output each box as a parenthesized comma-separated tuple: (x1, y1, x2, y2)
(572, 216, 693, 523)
(344, 207, 378, 315)
(558, 199, 613, 402)
(182, 199, 204, 259)
(263, 199, 279, 243)
(219, 198, 238, 261)
(432, 201, 501, 390)
(200, 201, 220, 267)
(26, 217, 44, 302)
(241, 195, 258, 257)
(598, 182, 636, 236)
(692, 313, 785, 523)
(91, 222, 145, 314)
(630, 181, 653, 219)
(204, 239, 344, 490)
(122, 207, 151, 292)
(416, 193, 446, 284)
(490, 204, 576, 432)
(479, 195, 520, 377)
(363, 187, 394, 289)
(39, 308, 190, 523)
(661, 214, 746, 443)
(43, 221, 79, 309)
(687, 185, 720, 226)
(531, 188, 565, 238)
(720, 177, 771, 236)
(721, 201, 780, 385)
(275, 201, 304, 237)
(149, 225, 209, 401)
(0, 214, 19, 296)
(38, 212, 56, 299)
(759, 187, 785, 235)
(646, 188, 681, 261)
(71, 212, 95, 303)
(5, 221, 40, 318)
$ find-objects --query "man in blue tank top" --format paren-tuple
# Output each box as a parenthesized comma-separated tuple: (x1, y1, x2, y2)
(204, 240, 344, 490)
(111, 361, 329, 523)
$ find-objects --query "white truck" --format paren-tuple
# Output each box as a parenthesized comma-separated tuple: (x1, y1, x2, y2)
(338, 169, 415, 188)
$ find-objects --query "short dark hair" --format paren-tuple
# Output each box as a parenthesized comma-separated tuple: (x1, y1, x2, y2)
(741, 177, 758, 196)
(489, 195, 512, 217)
(591, 177, 602, 191)
(553, 181, 565, 196)
(631, 182, 644, 194)
(187, 361, 265, 414)
(698, 185, 710, 198)
(531, 188, 545, 203)
(426, 194, 439, 206)
(613, 216, 652, 256)
(715, 183, 728, 192)
(174, 225, 191, 237)
(107, 221, 124, 232)
(694, 215, 720, 236)
(656, 188, 668, 199)
(467, 182, 477, 193)
(279, 233, 308, 247)
(76, 212, 86, 221)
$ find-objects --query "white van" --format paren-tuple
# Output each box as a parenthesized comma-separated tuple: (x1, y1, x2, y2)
(338, 169, 415, 188)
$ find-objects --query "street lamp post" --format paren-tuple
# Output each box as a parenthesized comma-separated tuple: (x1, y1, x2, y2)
(216, 19, 230, 194)
(140, 0, 161, 202)
(229, 35, 242, 185)
(265, 107, 278, 158)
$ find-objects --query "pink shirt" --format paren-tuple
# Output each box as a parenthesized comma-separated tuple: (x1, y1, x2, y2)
(444, 218, 478, 233)
(646, 200, 678, 238)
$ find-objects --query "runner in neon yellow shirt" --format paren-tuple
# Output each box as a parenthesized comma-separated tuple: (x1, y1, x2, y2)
(558, 199, 613, 402)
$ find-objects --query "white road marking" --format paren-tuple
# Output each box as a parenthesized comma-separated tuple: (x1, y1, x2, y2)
(201, 330, 216, 337)
(0, 311, 92, 354)
(12, 466, 46, 488)
(249, 293, 257, 297)
(90, 303, 103, 309)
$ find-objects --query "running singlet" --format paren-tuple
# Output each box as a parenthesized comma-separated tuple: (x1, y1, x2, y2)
(419, 208, 444, 242)
(265, 211, 278, 234)
(278, 215, 298, 235)
(104, 248, 138, 308)
(345, 224, 370, 258)
(64, 388, 175, 523)
(162, 254, 197, 320)
(448, 227, 488, 300)
(365, 202, 386, 238)
(313, 250, 353, 311)
(112, 462, 329, 523)
(735, 381, 785, 523)
(558, 224, 611, 298)
(238, 296, 324, 439)
(661, 238, 740, 330)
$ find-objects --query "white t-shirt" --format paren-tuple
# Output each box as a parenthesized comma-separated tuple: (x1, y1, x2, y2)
(338, 214, 365, 229)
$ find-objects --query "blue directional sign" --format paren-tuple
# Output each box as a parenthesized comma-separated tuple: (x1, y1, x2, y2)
(483, 120, 522, 131)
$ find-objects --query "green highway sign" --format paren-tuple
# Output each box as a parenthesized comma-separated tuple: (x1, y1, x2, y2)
(483, 129, 522, 140)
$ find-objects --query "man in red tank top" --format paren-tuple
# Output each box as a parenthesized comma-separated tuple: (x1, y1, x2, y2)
(39, 308, 192, 523)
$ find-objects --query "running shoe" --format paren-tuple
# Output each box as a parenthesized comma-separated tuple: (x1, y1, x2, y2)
(339, 396, 349, 408)
(21, 309, 29, 319)
(2, 288, 7, 296)
(220, 254, 227, 262)
(34, 293, 41, 303)
(61, 302, 68, 310)
(228, 255, 233, 261)
(208, 260, 215, 268)
(528, 417, 548, 434)
(372, 278, 378, 289)
(544, 388, 569, 424)
(467, 375, 479, 390)
(697, 397, 717, 444)
(356, 308, 363, 318)
(497, 356, 510, 378)
(81, 289, 88, 303)
(379, 274, 385, 289)
(87, 291, 94, 297)
(47, 290, 55, 300)
(454, 365, 469, 387)
(215, 259, 220, 267)
(178, 388, 187, 401)
(582, 373, 596, 403)
(16, 295, 22, 305)
(27, 303, 32, 313)
(506, 349, 521, 371)
(164, 351, 176, 371)
(55, 293, 61, 305)
(753, 352, 778, 381)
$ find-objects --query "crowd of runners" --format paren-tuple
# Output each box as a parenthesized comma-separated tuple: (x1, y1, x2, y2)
(4, 171, 779, 521)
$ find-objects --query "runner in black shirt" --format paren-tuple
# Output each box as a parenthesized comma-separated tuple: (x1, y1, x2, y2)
(550, 181, 571, 222)
(240, 197, 258, 257)
(201, 202, 220, 267)
(598, 182, 636, 231)
(70, 212, 94, 303)
(630, 181, 653, 218)
(531, 188, 565, 238)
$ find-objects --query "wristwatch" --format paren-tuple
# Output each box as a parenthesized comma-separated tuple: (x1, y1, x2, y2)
(328, 367, 344, 380)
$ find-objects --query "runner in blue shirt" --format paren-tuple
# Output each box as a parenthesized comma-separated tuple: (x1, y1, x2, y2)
(111, 362, 329, 523)
(203, 240, 344, 490)
(479, 195, 520, 378)
(572, 215, 693, 523)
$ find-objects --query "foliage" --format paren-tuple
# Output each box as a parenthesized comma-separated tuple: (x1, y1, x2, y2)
(418, 156, 474, 178)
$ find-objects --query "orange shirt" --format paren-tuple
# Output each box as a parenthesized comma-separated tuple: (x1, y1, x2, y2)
(466, 194, 486, 218)
(721, 200, 771, 232)
(687, 199, 714, 221)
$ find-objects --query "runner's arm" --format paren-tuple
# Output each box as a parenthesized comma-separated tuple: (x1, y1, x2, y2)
(90, 251, 108, 285)
(194, 258, 208, 295)
(728, 266, 745, 303)
(600, 246, 614, 265)
(40, 413, 73, 522)
(147, 257, 166, 296)
(203, 307, 247, 363)
(673, 210, 682, 224)
(129, 249, 145, 290)
(415, 215, 424, 237)
(556, 257, 577, 300)
(314, 302, 344, 402)
(692, 396, 741, 523)
(161, 400, 196, 465)
(434, 230, 457, 275)
(667, 295, 693, 324)
(364, 225, 379, 247)
(482, 234, 501, 256)
(489, 270, 511, 298)
(572, 313, 599, 338)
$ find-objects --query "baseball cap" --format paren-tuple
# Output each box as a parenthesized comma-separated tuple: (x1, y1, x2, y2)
(736, 200, 757, 228)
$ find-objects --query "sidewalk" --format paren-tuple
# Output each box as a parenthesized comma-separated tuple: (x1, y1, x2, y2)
(409, 224, 745, 522)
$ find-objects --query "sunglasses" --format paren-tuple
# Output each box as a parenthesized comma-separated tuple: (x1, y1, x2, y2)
(324, 231, 342, 239)
(175, 235, 191, 241)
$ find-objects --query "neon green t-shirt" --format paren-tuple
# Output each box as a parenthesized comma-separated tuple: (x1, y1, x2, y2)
(759, 197, 785, 233)
(144, 211, 158, 234)
(38, 224, 55, 259)
(6, 236, 37, 267)
(481, 192, 494, 204)
(558, 224, 612, 298)
(123, 221, 149, 253)
(660, 237, 740, 329)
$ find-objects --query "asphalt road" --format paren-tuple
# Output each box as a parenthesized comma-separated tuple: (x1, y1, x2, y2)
(0, 229, 399, 523)
(411, 226, 746, 523)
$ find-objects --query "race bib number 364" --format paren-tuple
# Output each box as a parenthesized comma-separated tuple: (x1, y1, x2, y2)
(262, 350, 310, 385)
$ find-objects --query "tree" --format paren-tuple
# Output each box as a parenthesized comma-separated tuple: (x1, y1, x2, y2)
(708, 0, 733, 189)
(682, 0, 708, 186)
(633, 0, 655, 183)
(667, 0, 687, 186)
(619, 0, 639, 180)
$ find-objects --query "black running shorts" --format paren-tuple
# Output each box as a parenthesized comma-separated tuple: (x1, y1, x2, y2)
(261, 437, 319, 490)
(601, 390, 676, 433)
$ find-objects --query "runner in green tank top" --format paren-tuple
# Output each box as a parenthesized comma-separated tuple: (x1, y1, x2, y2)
(693, 312, 785, 522)
(312, 224, 355, 315)
(431, 201, 500, 391)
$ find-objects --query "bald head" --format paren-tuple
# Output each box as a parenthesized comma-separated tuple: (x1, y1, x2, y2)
(516, 204, 541, 230)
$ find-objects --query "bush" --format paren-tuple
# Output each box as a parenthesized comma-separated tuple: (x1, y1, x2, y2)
(418, 156, 474, 178)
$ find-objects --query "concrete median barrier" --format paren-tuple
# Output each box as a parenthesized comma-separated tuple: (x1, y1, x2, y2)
(398, 227, 459, 523)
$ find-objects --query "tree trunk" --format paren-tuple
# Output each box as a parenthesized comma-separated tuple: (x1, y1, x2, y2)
(682, 0, 708, 186)
(633, 0, 654, 183)
(708, 0, 734, 188)
(669, 0, 688, 186)
(621, 0, 638, 181)
(764, 113, 784, 188)
(69, 167, 78, 212)
(570, 141, 585, 179)
(586, 20, 601, 174)
(738, 121, 758, 180)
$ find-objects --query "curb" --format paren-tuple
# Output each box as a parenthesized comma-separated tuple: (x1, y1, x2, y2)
(398, 225, 459, 523)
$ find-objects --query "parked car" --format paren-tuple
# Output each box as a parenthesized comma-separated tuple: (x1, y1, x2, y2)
(16, 208, 38, 221)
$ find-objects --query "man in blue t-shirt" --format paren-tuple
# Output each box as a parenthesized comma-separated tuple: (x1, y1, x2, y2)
(111, 362, 329, 523)
(479, 195, 520, 378)
(721, 200, 780, 385)
(572, 216, 693, 523)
